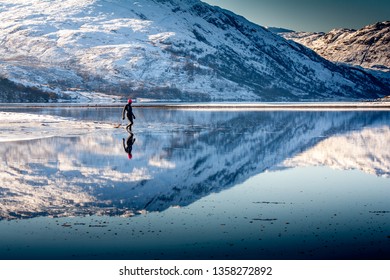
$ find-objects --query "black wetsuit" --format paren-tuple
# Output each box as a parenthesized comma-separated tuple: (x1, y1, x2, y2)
(122, 103, 136, 130)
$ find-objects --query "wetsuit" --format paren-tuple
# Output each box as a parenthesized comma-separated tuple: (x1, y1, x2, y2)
(122, 103, 136, 131)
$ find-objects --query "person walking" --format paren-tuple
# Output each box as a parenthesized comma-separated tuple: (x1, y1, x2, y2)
(122, 99, 136, 132)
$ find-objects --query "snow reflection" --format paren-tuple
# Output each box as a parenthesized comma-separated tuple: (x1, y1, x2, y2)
(1, 108, 390, 220)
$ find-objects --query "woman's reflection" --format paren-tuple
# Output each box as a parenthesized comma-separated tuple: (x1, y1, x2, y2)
(123, 132, 136, 159)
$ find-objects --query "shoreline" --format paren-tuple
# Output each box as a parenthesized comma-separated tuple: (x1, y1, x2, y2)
(1, 101, 390, 110)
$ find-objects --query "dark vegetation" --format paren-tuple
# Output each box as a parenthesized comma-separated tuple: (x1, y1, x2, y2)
(0, 77, 59, 102)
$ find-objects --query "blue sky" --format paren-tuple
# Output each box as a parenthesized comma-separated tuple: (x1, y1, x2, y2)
(201, 0, 390, 32)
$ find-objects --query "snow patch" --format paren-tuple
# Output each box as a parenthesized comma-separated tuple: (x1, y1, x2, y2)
(0, 112, 114, 142)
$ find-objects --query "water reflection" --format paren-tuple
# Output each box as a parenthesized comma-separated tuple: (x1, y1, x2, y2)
(123, 132, 136, 160)
(1, 109, 390, 220)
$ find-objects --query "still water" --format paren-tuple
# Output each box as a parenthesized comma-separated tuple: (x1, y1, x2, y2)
(0, 107, 389, 259)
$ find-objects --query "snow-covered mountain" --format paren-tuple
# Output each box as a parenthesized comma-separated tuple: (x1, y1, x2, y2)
(0, 0, 388, 102)
(281, 22, 390, 81)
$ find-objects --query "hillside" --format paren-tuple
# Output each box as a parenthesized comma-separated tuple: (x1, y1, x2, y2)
(0, 77, 61, 102)
(0, 0, 389, 102)
(281, 21, 390, 81)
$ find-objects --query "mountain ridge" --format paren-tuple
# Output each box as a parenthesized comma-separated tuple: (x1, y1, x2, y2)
(280, 21, 390, 85)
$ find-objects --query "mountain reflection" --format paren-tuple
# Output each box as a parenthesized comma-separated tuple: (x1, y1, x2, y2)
(1, 109, 390, 219)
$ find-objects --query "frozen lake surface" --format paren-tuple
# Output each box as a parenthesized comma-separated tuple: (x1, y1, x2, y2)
(0, 107, 389, 259)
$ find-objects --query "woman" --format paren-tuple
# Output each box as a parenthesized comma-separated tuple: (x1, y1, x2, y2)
(122, 99, 136, 132)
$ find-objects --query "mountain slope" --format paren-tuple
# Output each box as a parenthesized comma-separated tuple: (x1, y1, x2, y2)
(0, 0, 388, 102)
(281, 21, 390, 73)
(0, 77, 61, 102)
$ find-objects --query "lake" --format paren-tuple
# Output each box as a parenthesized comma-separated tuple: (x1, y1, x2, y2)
(0, 107, 389, 259)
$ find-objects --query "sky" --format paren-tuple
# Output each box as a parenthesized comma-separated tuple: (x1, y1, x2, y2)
(201, 0, 390, 32)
